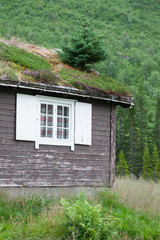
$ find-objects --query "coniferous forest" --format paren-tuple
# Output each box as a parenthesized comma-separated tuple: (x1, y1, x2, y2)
(0, 0, 160, 178)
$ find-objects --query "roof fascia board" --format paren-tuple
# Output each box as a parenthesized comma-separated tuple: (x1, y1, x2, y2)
(0, 80, 133, 106)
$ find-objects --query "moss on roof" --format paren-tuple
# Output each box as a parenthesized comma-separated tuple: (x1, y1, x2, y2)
(0, 39, 131, 97)
(59, 68, 130, 97)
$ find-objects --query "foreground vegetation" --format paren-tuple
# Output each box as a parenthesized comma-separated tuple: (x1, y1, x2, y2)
(0, 178, 160, 239)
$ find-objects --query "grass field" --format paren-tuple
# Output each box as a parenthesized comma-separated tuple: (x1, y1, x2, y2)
(0, 178, 159, 239)
(112, 177, 160, 217)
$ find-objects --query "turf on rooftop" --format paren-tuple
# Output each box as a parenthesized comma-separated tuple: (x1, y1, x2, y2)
(0, 40, 131, 97)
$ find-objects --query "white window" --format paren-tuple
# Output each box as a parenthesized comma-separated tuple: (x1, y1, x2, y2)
(37, 96, 74, 147)
(16, 94, 92, 150)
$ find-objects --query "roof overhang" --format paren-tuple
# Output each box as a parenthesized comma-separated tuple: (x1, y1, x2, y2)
(0, 79, 134, 108)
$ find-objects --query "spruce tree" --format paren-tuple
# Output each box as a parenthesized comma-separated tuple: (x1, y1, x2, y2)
(134, 82, 149, 176)
(116, 150, 129, 177)
(153, 93, 160, 157)
(150, 143, 160, 181)
(59, 18, 106, 70)
(142, 143, 152, 180)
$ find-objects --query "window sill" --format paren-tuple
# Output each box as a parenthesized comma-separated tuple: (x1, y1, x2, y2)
(35, 139, 74, 151)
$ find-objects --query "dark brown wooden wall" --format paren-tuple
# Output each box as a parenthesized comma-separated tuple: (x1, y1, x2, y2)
(0, 90, 114, 187)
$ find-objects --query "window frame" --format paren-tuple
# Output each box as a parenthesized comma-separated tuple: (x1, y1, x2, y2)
(36, 95, 75, 150)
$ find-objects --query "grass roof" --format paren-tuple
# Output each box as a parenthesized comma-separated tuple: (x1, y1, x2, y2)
(0, 39, 131, 97)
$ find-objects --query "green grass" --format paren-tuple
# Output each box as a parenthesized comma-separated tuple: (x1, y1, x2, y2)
(60, 68, 131, 96)
(0, 185, 159, 240)
(97, 191, 160, 240)
(0, 42, 51, 70)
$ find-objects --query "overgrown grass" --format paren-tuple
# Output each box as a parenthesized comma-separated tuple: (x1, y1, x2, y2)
(0, 180, 160, 240)
(0, 42, 51, 70)
(60, 68, 131, 96)
(112, 177, 160, 217)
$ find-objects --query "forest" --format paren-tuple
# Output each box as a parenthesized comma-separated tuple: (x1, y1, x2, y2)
(0, 0, 160, 178)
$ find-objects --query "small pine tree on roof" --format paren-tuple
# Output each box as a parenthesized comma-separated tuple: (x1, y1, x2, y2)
(59, 18, 106, 70)
(116, 150, 129, 177)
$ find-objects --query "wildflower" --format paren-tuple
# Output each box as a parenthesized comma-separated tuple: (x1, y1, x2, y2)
(24, 70, 29, 75)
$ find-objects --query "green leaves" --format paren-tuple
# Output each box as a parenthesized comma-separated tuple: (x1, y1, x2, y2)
(60, 190, 120, 240)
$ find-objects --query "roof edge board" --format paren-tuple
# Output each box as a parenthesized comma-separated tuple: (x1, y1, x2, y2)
(0, 80, 133, 106)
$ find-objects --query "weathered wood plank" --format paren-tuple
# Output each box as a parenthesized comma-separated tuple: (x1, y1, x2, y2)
(0, 115, 15, 122)
(0, 92, 15, 99)
(0, 103, 15, 111)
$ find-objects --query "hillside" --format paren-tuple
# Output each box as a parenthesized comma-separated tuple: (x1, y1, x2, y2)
(0, 0, 159, 88)
(0, 0, 160, 176)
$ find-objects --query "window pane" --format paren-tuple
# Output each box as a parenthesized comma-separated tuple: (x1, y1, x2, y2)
(63, 129, 69, 139)
(64, 107, 69, 116)
(40, 103, 54, 139)
(57, 117, 62, 127)
(47, 128, 53, 138)
(47, 116, 53, 126)
(57, 128, 62, 139)
(57, 106, 63, 116)
(41, 115, 46, 126)
(64, 118, 69, 128)
(41, 104, 46, 114)
(48, 105, 53, 114)
(41, 127, 46, 137)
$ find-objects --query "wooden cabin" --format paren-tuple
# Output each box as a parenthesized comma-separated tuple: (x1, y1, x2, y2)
(0, 78, 132, 196)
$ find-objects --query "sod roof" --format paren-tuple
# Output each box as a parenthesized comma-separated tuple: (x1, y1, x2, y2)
(0, 38, 132, 105)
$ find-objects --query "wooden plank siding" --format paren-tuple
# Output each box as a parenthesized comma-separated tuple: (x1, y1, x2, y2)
(0, 90, 115, 187)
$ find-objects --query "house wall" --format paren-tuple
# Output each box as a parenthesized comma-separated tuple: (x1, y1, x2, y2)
(0, 90, 116, 188)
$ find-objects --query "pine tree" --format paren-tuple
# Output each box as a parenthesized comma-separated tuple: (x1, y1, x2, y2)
(134, 82, 149, 176)
(116, 150, 129, 177)
(153, 93, 160, 157)
(142, 143, 152, 180)
(59, 18, 106, 70)
(150, 143, 160, 181)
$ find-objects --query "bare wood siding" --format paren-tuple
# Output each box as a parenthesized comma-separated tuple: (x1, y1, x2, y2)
(109, 103, 116, 187)
(0, 91, 112, 187)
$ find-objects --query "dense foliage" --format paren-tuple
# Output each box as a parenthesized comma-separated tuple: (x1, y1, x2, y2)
(0, 0, 160, 176)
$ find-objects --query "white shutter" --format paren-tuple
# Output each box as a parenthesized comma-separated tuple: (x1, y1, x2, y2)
(16, 94, 38, 141)
(75, 102, 92, 145)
